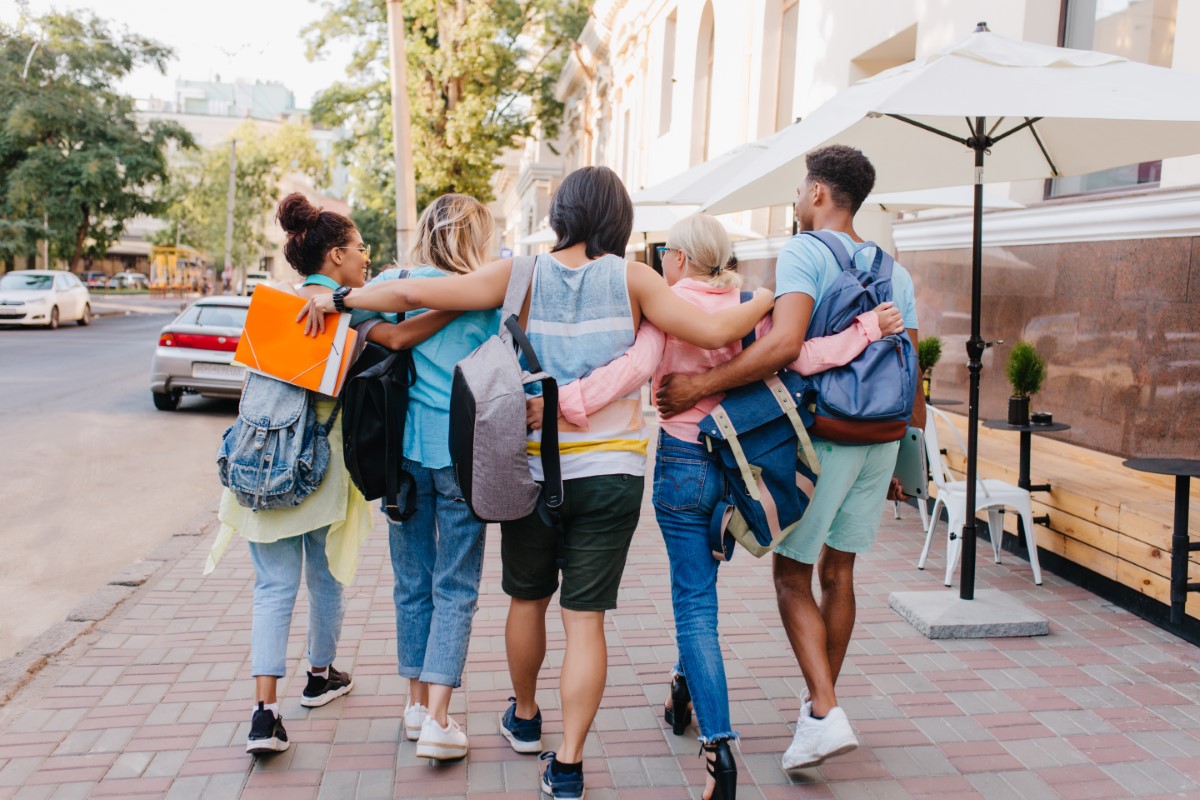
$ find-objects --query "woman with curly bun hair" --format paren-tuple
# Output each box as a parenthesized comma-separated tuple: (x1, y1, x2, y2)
(206, 193, 454, 758)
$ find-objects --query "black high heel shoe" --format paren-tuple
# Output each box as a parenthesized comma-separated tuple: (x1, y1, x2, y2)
(663, 673, 692, 736)
(702, 740, 737, 800)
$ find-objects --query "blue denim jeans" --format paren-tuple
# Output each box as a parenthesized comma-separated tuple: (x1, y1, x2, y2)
(390, 460, 486, 688)
(248, 526, 344, 677)
(652, 430, 737, 743)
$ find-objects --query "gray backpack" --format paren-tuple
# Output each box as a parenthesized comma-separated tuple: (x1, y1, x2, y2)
(448, 256, 563, 522)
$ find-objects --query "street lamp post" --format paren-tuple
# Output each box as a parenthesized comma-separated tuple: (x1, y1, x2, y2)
(387, 0, 418, 263)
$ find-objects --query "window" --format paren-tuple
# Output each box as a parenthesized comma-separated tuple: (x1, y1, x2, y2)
(1050, 0, 1178, 196)
(659, 11, 677, 136)
(691, 2, 715, 166)
(775, 0, 799, 131)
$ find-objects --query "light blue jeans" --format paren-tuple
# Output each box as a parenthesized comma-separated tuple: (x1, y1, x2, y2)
(390, 460, 486, 688)
(652, 431, 737, 744)
(248, 526, 344, 677)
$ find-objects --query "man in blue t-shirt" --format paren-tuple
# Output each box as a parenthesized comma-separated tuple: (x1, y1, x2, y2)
(658, 145, 925, 770)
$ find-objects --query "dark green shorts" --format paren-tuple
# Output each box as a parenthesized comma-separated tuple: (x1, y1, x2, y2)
(500, 474, 644, 612)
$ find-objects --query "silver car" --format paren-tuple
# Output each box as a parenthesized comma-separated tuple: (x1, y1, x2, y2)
(150, 296, 251, 410)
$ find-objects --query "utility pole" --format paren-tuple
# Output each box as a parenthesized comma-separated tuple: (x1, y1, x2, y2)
(224, 139, 237, 294)
(40, 212, 49, 268)
(387, 0, 417, 264)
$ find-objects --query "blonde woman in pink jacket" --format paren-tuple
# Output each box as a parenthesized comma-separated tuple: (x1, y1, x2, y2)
(528, 213, 902, 800)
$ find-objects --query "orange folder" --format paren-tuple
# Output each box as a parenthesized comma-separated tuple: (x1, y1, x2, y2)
(232, 284, 357, 396)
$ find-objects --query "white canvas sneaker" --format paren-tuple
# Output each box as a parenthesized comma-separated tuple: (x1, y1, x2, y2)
(781, 706, 858, 770)
(404, 702, 429, 741)
(415, 716, 469, 761)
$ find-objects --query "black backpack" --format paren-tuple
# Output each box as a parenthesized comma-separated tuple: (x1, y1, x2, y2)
(342, 323, 419, 523)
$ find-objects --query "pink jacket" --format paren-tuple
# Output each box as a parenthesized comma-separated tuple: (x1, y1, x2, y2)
(558, 278, 883, 441)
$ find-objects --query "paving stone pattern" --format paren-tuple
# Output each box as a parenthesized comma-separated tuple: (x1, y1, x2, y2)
(1, 483, 1199, 798)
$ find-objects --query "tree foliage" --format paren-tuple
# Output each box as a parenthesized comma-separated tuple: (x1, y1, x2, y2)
(305, 0, 589, 261)
(0, 6, 193, 268)
(157, 122, 329, 270)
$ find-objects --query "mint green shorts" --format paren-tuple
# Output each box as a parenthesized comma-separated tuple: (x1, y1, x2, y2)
(775, 439, 900, 565)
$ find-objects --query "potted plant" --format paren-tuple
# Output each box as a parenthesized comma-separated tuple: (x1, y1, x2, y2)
(1005, 341, 1046, 425)
(917, 336, 942, 403)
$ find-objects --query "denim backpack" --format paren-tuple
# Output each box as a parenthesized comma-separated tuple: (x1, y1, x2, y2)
(698, 368, 821, 559)
(448, 256, 563, 523)
(802, 231, 918, 444)
(217, 372, 337, 511)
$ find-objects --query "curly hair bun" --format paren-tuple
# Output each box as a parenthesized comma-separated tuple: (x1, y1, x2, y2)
(276, 193, 322, 235)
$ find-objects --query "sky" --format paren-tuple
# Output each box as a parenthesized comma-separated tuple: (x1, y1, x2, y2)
(0, 0, 357, 109)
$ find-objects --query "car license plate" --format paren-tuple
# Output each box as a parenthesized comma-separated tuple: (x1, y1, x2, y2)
(192, 362, 244, 380)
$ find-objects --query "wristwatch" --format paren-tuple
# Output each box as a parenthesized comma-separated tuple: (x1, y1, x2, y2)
(332, 286, 352, 313)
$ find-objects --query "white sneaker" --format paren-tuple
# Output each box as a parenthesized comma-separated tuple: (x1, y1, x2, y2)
(404, 703, 429, 741)
(799, 688, 811, 720)
(415, 716, 469, 761)
(781, 706, 858, 770)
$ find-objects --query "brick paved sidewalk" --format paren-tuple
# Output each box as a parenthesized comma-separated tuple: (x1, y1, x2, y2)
(2, 484, 1199, 799)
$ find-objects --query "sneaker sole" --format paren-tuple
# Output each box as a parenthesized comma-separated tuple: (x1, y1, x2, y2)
(498, 711, 542, 754)
(246, 736, 290, 755)
(415, 741, 469, 760)
(541, 776, 585, 799)
(405, 725, 423, 741)
(300, 680, 354, 708)
(782, 739, 858, 770)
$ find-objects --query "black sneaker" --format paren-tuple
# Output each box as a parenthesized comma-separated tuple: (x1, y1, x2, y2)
(499, 696, 543, 754)
(301, 666, 354, 707)
(246, 702, 289, 755)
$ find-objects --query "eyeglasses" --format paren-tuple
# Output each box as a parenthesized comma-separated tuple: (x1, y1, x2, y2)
(655, 246, 678, 257)
(336, 244, 371, 258)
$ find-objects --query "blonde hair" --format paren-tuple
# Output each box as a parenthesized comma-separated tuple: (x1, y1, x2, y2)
(667, 213, 740, 288)
(411, 193, 495, 274)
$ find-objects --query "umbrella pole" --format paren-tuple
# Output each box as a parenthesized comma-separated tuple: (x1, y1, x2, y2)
(960, 119, 988, 601)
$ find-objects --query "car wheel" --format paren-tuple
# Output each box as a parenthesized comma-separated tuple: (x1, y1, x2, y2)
(77, 304, 91, 326)
(48, 306, 59, 329)
(152, 390, 181, 411)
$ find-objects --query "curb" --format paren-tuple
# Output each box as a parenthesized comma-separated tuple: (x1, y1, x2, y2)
(0, 499, 219, 706)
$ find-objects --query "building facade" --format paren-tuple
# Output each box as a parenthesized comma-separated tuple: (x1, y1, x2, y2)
(531, 0, 1198, 462)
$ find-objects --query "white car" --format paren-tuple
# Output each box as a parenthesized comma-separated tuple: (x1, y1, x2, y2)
(0, 270, 92, 328)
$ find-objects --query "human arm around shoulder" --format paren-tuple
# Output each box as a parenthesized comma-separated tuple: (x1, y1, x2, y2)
(626, 261, 772, 349)
(299, 259, 513, 334)
(787, 302, 903, 375)
(655, 291, 812, 416)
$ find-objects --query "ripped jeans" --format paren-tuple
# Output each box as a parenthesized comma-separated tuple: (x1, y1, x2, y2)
(389, 459, 486, 688)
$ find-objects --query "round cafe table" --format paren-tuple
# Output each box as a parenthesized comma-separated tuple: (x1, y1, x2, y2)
(1122, 458, 1200, 624)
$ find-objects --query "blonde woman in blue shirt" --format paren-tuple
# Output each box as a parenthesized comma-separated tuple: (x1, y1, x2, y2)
(353, 194, 499, 761)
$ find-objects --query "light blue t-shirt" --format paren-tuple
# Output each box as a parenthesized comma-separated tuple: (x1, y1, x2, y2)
(352, 266, 500, 469)
(774, 231, 918, 330)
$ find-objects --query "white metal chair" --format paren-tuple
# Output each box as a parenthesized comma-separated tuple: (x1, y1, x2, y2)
(918, 405, 1042, 586)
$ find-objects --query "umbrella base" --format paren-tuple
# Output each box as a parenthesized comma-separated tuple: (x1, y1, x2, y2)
(889, 589, 1049, 639)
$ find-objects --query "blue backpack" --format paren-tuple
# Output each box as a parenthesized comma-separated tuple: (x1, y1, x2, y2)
(801, 231, 918, 444)
(217, 373, 337, 511)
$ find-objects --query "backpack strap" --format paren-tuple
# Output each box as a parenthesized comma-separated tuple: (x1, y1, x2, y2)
(739, 290, 757, 349)
(802, 230, 856, 272)
(499, 255, 537, 341)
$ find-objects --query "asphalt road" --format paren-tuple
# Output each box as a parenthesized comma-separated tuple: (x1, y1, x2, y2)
(0, 311, 236, 660)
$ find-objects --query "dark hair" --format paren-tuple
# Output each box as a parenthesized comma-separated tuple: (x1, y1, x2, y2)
(805, 145, 876, 214)
(549, 166, 633, 258)
(276, 192, 357, 276)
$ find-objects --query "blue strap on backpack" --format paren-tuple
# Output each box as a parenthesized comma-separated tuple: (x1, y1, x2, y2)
(800, 231, 918, 444)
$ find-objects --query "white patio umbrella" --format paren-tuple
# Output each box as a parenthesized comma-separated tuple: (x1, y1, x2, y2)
(518, 204, 763, 248)
(631, 127, 793, 206)
(863, 187, 1023, 213)
(703, 23, 1200, 601)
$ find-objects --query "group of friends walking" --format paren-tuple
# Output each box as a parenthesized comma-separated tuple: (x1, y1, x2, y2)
(205, 144, 924, 800)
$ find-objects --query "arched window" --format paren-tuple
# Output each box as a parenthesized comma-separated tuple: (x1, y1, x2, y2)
(690, 1, 715, 166)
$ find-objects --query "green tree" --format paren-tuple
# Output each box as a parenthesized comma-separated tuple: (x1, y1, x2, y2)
(0, 7, 193, 269)
(159, 122, 330, 269)
(304, 0, 589, 251)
